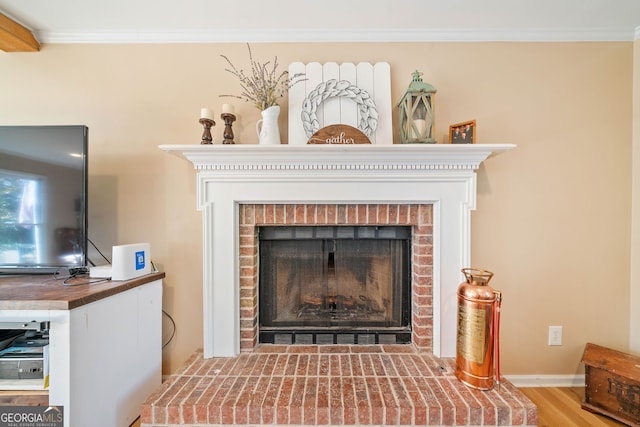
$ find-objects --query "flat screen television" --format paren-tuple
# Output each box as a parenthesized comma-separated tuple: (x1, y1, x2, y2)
(0, 125, 88, 274)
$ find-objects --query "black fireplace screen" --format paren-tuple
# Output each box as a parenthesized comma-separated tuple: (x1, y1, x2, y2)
(258, 226, 411, 343)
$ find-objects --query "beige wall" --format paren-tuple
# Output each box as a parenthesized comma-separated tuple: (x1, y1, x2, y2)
(0, 42, 633, 376)
(632, 39, 640, 354)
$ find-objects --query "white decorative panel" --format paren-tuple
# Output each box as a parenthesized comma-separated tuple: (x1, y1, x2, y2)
(373, 63, 392, 146)
(321, 62, 341, 126)
(287, 61, 307, 146)
(288, 62, 392, 145)
(338, 63, 358, 129)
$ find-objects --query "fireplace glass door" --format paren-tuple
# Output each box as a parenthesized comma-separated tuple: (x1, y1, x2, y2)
(259, 226, 411, 344)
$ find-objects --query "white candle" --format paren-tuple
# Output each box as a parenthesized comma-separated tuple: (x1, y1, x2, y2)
(200, 107, 214, 120)
(411, 119, 427, 139)
(221, 104, 235, 115)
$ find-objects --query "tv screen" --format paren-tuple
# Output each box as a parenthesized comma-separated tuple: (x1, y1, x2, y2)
(0, 125, 88, 274)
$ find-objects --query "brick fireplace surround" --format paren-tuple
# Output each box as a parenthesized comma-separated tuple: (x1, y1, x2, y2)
(145, 144, 536, 426)
(239, 203, 434, 353)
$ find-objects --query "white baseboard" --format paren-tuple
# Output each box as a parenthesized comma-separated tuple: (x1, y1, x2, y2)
(504, 374, 585, 388)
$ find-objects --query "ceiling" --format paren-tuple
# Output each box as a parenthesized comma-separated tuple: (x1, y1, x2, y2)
(0, 0, 640, 45)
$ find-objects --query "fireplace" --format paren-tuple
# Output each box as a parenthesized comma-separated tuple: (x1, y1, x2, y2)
(239, 203, 433, 352)
(145, 144, 535, 427)
(159, 143, 514, 358)
(258, 225, 411, 345)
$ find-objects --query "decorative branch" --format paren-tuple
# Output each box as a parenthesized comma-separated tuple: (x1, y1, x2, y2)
(220, 43, 306, 111)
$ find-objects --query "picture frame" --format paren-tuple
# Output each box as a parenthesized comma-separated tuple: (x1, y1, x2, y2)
(449, 120, 476, 144)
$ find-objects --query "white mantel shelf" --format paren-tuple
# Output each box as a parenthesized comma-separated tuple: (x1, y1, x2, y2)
(159, 143, 515, 173)
(160, 142, 515, 358)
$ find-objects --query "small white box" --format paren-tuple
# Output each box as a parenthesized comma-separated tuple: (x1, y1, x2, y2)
(111, 243, 151, 281)
(89, 265, 112, 278)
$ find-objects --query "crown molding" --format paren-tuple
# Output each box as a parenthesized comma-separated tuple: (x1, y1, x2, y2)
(35, 27, 638, 44)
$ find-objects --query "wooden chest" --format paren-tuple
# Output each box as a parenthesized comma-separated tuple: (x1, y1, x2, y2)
(581, 343, 640, 426)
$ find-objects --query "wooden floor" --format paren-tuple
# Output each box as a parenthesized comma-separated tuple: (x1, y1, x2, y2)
(520, 387, 626, 427)
(129, 387, 625, 426)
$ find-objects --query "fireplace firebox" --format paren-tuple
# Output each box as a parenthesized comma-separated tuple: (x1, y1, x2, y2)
(258, 225, 411, 345)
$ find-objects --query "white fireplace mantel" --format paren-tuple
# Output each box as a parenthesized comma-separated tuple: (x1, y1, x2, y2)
(160, 143, 513, 173)
(160, 143, 515, 358)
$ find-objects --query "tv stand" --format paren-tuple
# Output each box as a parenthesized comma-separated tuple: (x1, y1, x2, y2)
(0, 272, 164, 427)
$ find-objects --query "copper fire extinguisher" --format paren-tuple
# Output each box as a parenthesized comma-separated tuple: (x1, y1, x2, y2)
(455, 268, 502, 390)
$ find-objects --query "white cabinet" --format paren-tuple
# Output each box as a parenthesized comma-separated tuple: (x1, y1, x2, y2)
(0, 274, 163, 427)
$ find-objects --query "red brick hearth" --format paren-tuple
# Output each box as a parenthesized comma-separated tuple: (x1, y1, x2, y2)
(141, 345, 537, 426)
(141, 202, 537, 426)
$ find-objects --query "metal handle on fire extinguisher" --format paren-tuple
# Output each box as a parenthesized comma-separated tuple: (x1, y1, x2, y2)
(494, 291, 502, 387)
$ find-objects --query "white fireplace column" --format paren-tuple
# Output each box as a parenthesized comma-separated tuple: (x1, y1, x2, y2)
(160, 144, 514, 358)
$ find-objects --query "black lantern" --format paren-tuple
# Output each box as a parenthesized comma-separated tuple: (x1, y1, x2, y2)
(398, 70, 436, 144)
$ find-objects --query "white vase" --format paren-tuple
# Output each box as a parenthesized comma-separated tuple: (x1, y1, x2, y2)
(256, 105, 281, 145)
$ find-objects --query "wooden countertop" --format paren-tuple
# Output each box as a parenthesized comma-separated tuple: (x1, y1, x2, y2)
(0, 271, 165, 310)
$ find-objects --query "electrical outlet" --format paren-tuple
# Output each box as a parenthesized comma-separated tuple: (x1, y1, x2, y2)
(548, 326, 563, 346)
